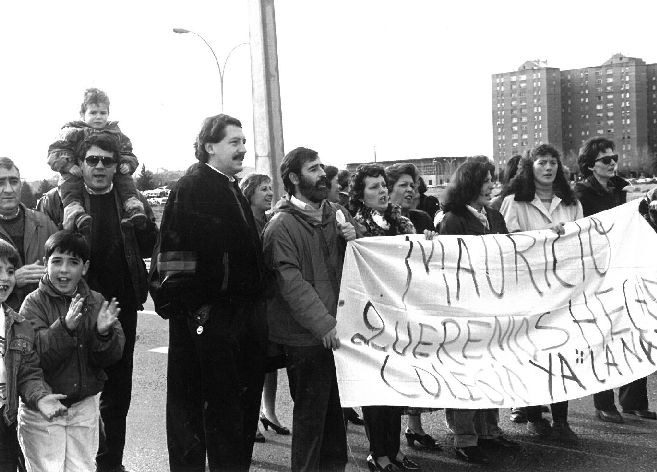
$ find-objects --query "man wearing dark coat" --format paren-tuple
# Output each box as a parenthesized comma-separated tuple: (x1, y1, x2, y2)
(157, 114, 268, 471)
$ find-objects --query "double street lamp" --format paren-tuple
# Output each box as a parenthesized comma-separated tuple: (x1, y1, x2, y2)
(173, 28, 248, 112)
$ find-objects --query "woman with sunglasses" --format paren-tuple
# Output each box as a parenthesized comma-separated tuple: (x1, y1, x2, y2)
(500, 143, 582, 443)
(575, 137, 656, 423)
(574, 137, 627, 217)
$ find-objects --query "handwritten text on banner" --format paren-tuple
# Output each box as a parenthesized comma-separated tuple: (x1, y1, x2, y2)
(334, 201, 657, 408)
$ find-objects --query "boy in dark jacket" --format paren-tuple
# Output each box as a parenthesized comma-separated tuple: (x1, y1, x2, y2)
(47, 88, 146, 233)
(0, 240, 67, 470)
(18, 231, 124, 471)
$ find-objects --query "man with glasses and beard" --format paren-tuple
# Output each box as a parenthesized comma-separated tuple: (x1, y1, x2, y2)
(262, 147, 357, 472)
(37, 133, 157, 472)
(157, 114, 268, 471)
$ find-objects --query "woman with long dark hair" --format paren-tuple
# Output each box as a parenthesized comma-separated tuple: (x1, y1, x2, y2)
(500, 144, 582, 442)
(349, 164, 420, 472)
(439, 159, 516, 464)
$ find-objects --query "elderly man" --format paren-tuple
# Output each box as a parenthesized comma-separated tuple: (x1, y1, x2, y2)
(157, 114, 268, 471)
(37, 133, 157, 472)
(0, 157, 57, 310)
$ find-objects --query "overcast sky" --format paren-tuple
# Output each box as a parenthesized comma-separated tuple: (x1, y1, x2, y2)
(1, 0, 656, 181)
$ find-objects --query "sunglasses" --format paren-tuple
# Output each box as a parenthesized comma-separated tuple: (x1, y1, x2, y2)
(595, 154, 619, 165)
(84, 155, 116, 167)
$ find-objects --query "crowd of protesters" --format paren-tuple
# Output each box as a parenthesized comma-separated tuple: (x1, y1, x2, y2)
(0, 86, 655, 472)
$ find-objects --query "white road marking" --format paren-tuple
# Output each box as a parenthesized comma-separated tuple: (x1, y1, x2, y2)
(149, 346, 169, 354)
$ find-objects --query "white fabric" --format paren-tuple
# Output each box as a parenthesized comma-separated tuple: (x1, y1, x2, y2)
(18, 394, 100, 472)
(500, 194, 583, 232)
(334, 200, 657, 408)
(466, 205, 489, 230)
(205, 163, 235, 182)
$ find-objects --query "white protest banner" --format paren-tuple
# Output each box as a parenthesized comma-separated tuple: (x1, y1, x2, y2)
(334, 200, 657, 408)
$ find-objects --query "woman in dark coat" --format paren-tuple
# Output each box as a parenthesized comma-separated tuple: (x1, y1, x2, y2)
(575, 137, 655, 422)
(438, 159, 516, 464)
(349, 164, 420, 472)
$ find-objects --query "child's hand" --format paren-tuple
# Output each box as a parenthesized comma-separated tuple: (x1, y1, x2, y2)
(64, 294, 85, 331)
(37, 393, 68, 421)
(97, 298, 121, 335)
(119, 163, 130, 175)
(69, 165, 82, 177)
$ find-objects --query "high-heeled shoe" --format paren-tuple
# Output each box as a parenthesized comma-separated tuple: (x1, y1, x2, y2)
(391, 455, 421, 471)
(404, 429, 441, 450)
(260, 416, 290, 435)
(254, 430, 266, 443)
(366, 454, 401, 472)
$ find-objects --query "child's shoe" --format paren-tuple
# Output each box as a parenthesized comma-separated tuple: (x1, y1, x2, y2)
(75, 213, 92, 236)
(121, 197, 147, 230)
(63, 202, 87, 231)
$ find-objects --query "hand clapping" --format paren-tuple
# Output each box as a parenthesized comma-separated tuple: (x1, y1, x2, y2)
(97, 298, 120, 336)
(64, 294, 85, 331)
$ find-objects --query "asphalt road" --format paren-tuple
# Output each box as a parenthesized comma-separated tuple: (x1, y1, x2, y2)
(124, 298, 657, 472)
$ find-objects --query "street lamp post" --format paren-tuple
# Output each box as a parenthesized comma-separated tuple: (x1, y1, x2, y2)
(173, 28, 248, 112)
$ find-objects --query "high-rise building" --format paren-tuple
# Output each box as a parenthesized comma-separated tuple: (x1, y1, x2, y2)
(492, 54, 657, 176)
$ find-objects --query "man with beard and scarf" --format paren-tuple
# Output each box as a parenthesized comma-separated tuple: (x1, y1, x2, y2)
(262, 147, 357, 471)
(157, 114, 268, 471)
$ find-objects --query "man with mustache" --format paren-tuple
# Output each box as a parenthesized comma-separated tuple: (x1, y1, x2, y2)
(157, 114, 268, 471)
(262, 147, 357, 471)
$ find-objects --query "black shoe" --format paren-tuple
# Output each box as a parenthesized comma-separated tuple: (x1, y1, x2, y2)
(510, 407, 527, 423)
(96, 467, 132, 472)
(391, 455, 421, 471)
(367, 455, 401, 472)
(551, 422, 579, 443)
(454, 446, 490, 464)
(260, 416, 290, 435)
(527, 418, 552, 437)
(622, 409, 657, 419)
(405, 429, 441, 450)
(595, 408, 624, 423)
(254, 430, 266, 443)
(479, 436, 519, 449)
(75, 213, 92, 236)
(121, 210, 147, 230)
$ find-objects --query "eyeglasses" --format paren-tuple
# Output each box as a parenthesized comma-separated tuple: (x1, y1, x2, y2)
(84, 155, 116, 167)
(595, 154, 619, 165)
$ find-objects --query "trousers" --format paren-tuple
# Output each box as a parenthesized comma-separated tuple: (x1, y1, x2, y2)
(166, 300, 267, 471)
(285, 345, 347, 472)
(18, 395, 100, 472)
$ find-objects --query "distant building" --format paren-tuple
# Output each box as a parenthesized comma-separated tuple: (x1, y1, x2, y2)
(346, 156, 468, 186)
(492, 54, 657, 176)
